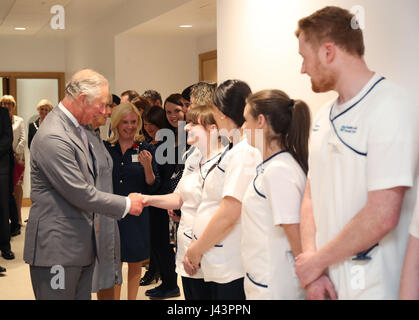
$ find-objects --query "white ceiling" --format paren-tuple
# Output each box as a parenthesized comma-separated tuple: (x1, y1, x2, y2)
(124, 0, 216, 37)
(0, 0, 129, 36)
(0, 0, 216, 38)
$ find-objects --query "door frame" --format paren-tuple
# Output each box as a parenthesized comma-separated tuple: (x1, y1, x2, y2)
(199, 50, 217, 82)
(0, 72, 65, 115)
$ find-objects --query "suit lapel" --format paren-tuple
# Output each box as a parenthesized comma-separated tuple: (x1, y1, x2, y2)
(55, 107, 96, 178)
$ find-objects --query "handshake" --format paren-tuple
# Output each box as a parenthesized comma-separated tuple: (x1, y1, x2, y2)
(127, 193, 148, 216)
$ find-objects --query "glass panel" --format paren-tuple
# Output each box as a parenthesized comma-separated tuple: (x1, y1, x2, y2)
(16, 78, 59, 198)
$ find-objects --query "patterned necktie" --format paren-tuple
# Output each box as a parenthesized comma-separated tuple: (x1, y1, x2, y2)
(78, 126, 89, 151)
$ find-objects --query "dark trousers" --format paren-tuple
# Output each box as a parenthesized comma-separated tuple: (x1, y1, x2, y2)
(30, 264, 94, 300)
(207, 278, 246, 300)
(149, 206, 177, 289)
(182, 276, 213, 300)
(0, 173, 11, 252)
(147, 249, 160, 275)
(7, 159, 19, 232)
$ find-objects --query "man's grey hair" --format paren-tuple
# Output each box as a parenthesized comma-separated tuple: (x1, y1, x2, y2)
(191, 81, 217, 105)
(65, 69, 109, 103)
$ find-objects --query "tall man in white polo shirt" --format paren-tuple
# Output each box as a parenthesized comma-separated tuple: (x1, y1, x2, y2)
(294, 6, 419, 299)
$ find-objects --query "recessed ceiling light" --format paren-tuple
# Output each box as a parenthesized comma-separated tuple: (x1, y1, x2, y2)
(14, 27, 26, 31)
(179, 25, 193, 28)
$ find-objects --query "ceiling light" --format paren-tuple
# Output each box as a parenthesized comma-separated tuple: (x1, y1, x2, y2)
(179, 25, 193, 28)
(14, 27, 26, 31)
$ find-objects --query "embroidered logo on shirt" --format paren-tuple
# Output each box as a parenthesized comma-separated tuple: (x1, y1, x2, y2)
(340, 125, 358, 133)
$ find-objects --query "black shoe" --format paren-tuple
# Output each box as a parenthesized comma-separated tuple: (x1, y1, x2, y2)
(148, 287, 180, 300)
(1, 250, 15, 260)
(0, 266, 6, 273)
(140, 271, 160, 286)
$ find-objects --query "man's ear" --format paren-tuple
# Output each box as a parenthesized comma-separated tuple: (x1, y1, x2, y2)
(323, 42, 336, 64)
(77, 93, 88, 106)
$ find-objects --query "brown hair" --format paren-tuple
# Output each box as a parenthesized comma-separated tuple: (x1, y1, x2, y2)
(120, 90, 139, 102)
(246, 90, 311, 174)
(295, 6, 365, 57)
(186, 104, 217, 129)
(132, 96, 151, 114)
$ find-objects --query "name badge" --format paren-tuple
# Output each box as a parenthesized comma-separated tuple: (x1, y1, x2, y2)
(131, 154, 139, 163)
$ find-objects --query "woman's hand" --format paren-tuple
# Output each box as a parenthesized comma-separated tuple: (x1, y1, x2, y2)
(138, 150, 152, 168)
(185, 241, 203, 273)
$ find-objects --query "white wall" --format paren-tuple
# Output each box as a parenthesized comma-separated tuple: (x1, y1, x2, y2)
(217, 0, 419, 116)
(197, 33, 217, 55)
(0, 36, 65, 72)
(65, 0, 191, 93)
(115, 34, 203, 101)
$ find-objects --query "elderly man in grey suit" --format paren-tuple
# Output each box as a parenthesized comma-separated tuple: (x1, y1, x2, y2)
(24, 69, 143, 300)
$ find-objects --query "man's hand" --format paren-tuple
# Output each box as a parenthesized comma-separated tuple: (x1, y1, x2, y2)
(305, 274, 337, 300)
(295, 251, 326, 288)
(128, 193, 144, 216)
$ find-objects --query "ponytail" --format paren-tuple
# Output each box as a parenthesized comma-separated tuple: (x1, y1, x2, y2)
(246, 90, 311, 174)
(285, 99, 311, 174)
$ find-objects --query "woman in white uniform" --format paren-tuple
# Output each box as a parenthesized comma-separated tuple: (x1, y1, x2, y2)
(141, 105, 224, 299)
(184, 80, 262, 300)
(241, 89, 310, 300)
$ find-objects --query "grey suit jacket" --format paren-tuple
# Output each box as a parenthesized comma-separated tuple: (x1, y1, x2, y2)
(85, 128, 123, 292)
(24, 106, 126, 267)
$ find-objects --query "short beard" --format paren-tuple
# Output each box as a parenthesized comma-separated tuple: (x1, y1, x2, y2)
(311, 69, 336, 93)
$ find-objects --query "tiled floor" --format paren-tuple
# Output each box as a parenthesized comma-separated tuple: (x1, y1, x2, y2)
(0, 206, 184, 300)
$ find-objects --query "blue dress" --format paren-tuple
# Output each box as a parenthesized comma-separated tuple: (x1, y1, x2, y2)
(105, 140, 160, 263)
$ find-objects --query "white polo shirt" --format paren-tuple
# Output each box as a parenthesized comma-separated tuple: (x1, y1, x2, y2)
(174, 147, 222, 279)
(193, 138, 261, 284)
(309, 73, 419, 299)
(241, 151, 306, 300)
(409, 187, 419, 239)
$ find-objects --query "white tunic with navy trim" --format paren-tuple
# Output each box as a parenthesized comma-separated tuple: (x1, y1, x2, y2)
(174, 147, 222, 279)
(309, 73, 419, 299)
(241, 151, 306, 300)
(192, 138, 261, 283)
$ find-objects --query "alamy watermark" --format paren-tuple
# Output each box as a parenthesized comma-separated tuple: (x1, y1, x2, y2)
(50, 5, 65, 30)
(350, 5, 365, 30)
(50, 265, 65, 290)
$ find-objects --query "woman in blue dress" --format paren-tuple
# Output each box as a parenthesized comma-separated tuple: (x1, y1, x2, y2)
(105, 102, 160, 300)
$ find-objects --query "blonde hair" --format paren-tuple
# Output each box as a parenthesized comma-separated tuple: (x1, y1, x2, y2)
(0, 95, 16, 109)
(36, 99, 54, 111)
(108, 102, 144, 144)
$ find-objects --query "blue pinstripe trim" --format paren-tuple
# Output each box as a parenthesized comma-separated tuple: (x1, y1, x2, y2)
(253, 175, 266, 199)
(329, 76, 385, 157)
(193, 234, 223, 247)
(330, 77, 385, 121)
(246, 273, 268, 288)
(183, 232, 192, 240)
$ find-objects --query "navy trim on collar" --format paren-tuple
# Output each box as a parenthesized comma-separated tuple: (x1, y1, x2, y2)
(329, 76, 385, 157)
